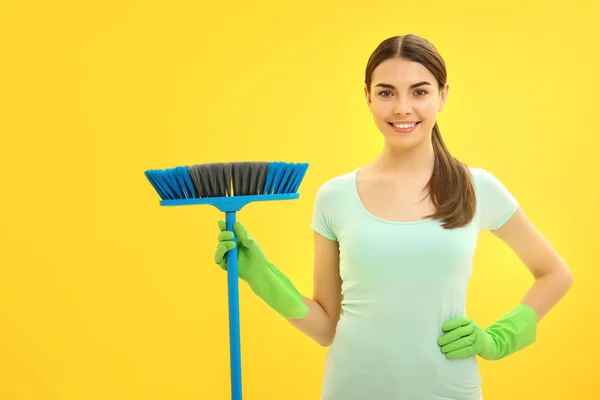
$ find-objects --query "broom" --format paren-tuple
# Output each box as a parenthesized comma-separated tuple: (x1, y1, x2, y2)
(144, 161, 309, 400)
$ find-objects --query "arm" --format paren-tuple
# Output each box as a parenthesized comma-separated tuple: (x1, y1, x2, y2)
(287, 231, 342, 347)
(438, 206, 574, 360)
(215, 222, 341, 347)
(492, 206, 573, 320)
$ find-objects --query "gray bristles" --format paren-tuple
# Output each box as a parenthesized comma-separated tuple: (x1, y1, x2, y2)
(188, 163, 232, 198)
(187, 161, 270, 198)
(232, 162, 269, 196)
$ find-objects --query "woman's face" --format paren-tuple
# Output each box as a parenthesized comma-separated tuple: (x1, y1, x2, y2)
(365, 57, 449, 149)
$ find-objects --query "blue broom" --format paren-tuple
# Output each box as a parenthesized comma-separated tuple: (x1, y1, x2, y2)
(143, 161, 309, 400)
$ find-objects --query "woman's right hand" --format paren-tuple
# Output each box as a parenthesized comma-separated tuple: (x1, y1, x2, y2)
(214, 220, 308, 319)
(214, 220, 270, 284)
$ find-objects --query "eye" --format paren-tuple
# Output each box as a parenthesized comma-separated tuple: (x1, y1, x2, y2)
(378, 90, 393, 97)
(414, 89, 428, 96)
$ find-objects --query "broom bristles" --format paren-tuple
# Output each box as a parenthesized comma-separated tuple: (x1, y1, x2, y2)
(144, 161, 309, 201)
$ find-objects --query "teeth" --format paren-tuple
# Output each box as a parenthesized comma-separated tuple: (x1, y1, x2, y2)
(393, 123, 417, 129)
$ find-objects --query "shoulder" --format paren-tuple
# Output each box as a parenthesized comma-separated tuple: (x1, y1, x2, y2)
(466, 166, 516, 204)
(466, 166, 499, 193)
(311, 169, 358, 240)
(466, 166, 519, 230)
(314, 168, 357, 199)
(466, 166, 490, 182)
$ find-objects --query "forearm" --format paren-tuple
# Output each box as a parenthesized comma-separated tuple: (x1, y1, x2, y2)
(286, 296, 339, 347)
(477, 271, 572, 360)
(520, 270, 573, 321)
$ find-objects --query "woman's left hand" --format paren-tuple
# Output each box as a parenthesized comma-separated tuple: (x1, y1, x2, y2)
(437, 317, 497, 360)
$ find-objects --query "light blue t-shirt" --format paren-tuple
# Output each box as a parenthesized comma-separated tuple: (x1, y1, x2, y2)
(311, 166, 519, 400)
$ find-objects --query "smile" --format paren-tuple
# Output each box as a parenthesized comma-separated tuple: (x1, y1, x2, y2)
(388, 121, 421, 133)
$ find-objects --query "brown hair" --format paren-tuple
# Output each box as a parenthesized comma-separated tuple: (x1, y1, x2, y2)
(364, 34, 476, 229)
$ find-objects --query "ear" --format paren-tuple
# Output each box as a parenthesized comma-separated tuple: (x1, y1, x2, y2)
(438, 82, 449, 112)
(364, 84, 371, 105)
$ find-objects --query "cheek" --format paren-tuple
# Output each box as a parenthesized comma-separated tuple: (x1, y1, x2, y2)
(415, 102, 438, 118)
(370, 101, 390, 117)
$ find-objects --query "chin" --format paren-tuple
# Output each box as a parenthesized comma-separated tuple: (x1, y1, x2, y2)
(383, 131, 421, 142)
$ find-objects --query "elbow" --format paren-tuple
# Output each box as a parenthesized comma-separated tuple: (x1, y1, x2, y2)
(557, 263, 574, 290)
(564, 269, 574, 290)
(317, 330, 336, 347)
(550, 267, 574, 294)
(537, 263, 574, 291)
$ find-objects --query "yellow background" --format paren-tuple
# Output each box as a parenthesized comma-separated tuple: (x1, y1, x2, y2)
(1, 0, 598, 399)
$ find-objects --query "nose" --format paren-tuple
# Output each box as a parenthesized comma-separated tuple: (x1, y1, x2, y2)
(394, 95, 412, 115)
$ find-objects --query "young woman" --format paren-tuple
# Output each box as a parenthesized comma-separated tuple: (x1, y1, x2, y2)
(214, 34, 573, 400)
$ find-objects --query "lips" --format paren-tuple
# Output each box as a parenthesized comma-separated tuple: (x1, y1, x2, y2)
(388, 121, 421, 133)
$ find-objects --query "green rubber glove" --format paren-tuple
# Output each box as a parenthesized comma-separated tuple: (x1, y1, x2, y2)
(437, 303, 538, 360)
(214, 220, 308, 320)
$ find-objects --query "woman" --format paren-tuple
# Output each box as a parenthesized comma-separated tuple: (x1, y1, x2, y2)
(214, 34, 573, 400)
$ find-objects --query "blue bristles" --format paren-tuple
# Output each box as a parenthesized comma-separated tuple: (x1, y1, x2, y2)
(264, 161, 307, 194)
(144, 165, 196, 200)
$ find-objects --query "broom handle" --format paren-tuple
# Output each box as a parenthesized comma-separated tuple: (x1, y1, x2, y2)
(225, 211, 242, 400)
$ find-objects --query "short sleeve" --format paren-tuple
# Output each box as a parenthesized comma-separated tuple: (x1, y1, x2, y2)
(311, 181, 338, 241)
(478, 170, 519, 231)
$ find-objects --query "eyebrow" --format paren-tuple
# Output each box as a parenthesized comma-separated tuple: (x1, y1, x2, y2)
(374, 81, 432, 90)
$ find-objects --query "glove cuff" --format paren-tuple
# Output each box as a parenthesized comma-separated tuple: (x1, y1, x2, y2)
(248, 262, 308, 320)
(485, 303, 538, 360)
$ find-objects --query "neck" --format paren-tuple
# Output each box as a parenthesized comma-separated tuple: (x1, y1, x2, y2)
(373, 137, 436, 178)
